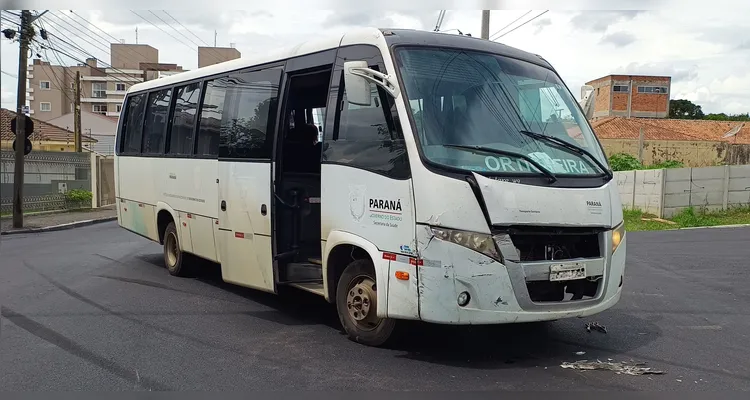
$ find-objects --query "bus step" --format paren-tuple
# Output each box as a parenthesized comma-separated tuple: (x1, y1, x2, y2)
(287, 282, 325, 297)
(308, 257, 322, 265)
(285, 262, 323, 282)
(274, 250, 298, 261)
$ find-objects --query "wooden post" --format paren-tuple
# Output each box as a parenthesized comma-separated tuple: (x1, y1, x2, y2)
(722, 164, 730, 211)
(638, 127, 644, 163)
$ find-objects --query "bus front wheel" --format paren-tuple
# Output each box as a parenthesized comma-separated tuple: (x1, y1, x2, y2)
(163, 222, 190, 277)
(336, 259, 396, 346)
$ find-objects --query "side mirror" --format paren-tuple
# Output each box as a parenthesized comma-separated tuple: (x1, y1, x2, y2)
(343, 60, 372, 106)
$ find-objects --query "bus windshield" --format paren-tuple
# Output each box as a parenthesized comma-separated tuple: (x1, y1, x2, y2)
(394, 46, 609, 178)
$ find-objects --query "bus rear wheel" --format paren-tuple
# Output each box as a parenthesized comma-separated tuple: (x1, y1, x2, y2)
(336, 259, 396, 346)
(163, 221, 191, 277)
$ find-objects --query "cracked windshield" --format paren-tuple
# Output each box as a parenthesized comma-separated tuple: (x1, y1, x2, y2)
(397, 47, 608, 178)
(2, 5, 749, 393)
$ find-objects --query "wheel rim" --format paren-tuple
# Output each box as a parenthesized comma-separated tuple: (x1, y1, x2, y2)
(345, 275, 380, 331)
(165, 232, 178, 268)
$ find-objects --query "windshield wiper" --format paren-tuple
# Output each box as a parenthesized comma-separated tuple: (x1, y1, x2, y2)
(518, 130, 614, 180)
(443, 144, 557, 183)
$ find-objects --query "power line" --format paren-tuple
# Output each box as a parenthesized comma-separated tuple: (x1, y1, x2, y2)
(44, 12, 111, 57)
(149, 10, 201, 47)
(434, 10, 446, 32)
(1, 70, 18, 78)
(161, 10, 209, 46)
(489, 10, 532, 41)
(494, 10, 549, 39)
(68, 10, 120, 43)
(160, 10, 225, 63)
(64, 11, 154, 67)
(130, 10, 198, 53)
(35, 14, 138, 82)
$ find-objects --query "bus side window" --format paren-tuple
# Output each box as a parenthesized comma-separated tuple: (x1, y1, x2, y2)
(195, 78, 226, 157)
(142, 88, 172, 154)
(168, 82, 201, 156)
(218, 67, 282, 160)
(323, 45, 410, 180)
(119, 93, 147, 154)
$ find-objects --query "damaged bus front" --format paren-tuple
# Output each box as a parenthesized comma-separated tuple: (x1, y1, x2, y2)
(383, 32, 626, 326)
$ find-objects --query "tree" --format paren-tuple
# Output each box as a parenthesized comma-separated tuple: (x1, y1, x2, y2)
(704, 112, 750, 121)
(669, 99, 704, 119)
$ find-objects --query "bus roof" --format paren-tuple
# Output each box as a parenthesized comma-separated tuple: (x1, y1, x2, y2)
(126, 27, 553, 95)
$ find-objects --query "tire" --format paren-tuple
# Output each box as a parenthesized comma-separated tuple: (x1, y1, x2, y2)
(163, 221, 191, 277)
(336, 259, 396, 346)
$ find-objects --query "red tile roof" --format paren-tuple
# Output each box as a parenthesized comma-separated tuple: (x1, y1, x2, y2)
(0, 108, 97, 143)
(590, 117, 750, 144)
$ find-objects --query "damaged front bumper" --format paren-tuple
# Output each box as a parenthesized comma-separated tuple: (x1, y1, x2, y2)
(415, 225, 627, 324)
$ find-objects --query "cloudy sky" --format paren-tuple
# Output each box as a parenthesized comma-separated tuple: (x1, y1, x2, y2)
(2, 3, 749, 114)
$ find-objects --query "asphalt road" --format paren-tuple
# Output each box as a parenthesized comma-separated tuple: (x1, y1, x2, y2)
(1, 222, 749, 391)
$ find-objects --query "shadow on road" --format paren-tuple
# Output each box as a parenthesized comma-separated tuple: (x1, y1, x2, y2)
(135, 252, 662, 370)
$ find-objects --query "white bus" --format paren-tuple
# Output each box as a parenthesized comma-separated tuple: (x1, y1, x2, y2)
(114, 28, 626, 346)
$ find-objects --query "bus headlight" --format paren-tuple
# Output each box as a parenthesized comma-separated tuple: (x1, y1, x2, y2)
(430, 226, 502, 262)
(612, 222, 625, 254)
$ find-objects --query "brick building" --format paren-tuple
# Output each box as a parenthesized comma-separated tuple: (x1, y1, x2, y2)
(583, 74, 671, 120)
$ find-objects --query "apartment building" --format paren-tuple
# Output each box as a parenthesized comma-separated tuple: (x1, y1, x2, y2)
(583, 74, 671, 120)
(198, 45, 241, 68)
(26, 42, 241, 122)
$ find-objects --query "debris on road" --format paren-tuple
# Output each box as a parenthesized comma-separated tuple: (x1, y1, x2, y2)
(561, 360, 665, 376)
(641, 217, 677, 225)
(585, 322, 608, 333)
(575, 351, 586, 356)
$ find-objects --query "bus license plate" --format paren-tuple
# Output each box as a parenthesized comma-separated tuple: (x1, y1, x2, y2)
(549, 262, 586, 281)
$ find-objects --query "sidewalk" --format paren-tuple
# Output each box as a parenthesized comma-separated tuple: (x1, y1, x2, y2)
(1, 205, 117, 235)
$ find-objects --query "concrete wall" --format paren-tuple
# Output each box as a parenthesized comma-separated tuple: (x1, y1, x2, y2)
(615, 165, 750, 218)
(0, 150, 92, 213)
(601, 138, 750, 167)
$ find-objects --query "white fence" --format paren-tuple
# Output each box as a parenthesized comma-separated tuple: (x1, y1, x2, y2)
(616, 165, 750, 218)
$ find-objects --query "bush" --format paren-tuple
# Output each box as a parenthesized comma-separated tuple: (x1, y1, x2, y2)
(608, 153, 643, 171)
(64, 189, 92, 208)
(648, 160, 685, 169)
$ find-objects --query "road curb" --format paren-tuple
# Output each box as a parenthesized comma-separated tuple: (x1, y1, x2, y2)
(677, 223, 750, 231)
(1, 216, 117, 236)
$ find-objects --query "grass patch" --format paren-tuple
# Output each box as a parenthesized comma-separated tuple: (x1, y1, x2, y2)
(624, 206, 750, 231)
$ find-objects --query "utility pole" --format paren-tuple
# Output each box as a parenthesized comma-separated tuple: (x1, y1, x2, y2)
(12, 10, 32, 229)
(481, 10, 490, 39)
(214, 30, 217, 47)
(74, 71, 82, 152)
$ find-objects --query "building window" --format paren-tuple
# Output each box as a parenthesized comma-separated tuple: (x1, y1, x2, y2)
(40, 81, 51, 90)
(93, 104, 107, 115)
(40, 102, 52, 112)
(92, 82, 106, 98)
(116, 83, 126, 91)
(613, 85, 629, 92)
(116, 104, 122, 113)
(637, 86, 669, 94)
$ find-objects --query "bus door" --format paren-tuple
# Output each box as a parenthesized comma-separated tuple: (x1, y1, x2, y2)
(216, 65, 284, 293)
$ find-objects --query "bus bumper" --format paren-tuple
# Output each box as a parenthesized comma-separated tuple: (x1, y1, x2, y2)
(415, 231, 626, 325)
